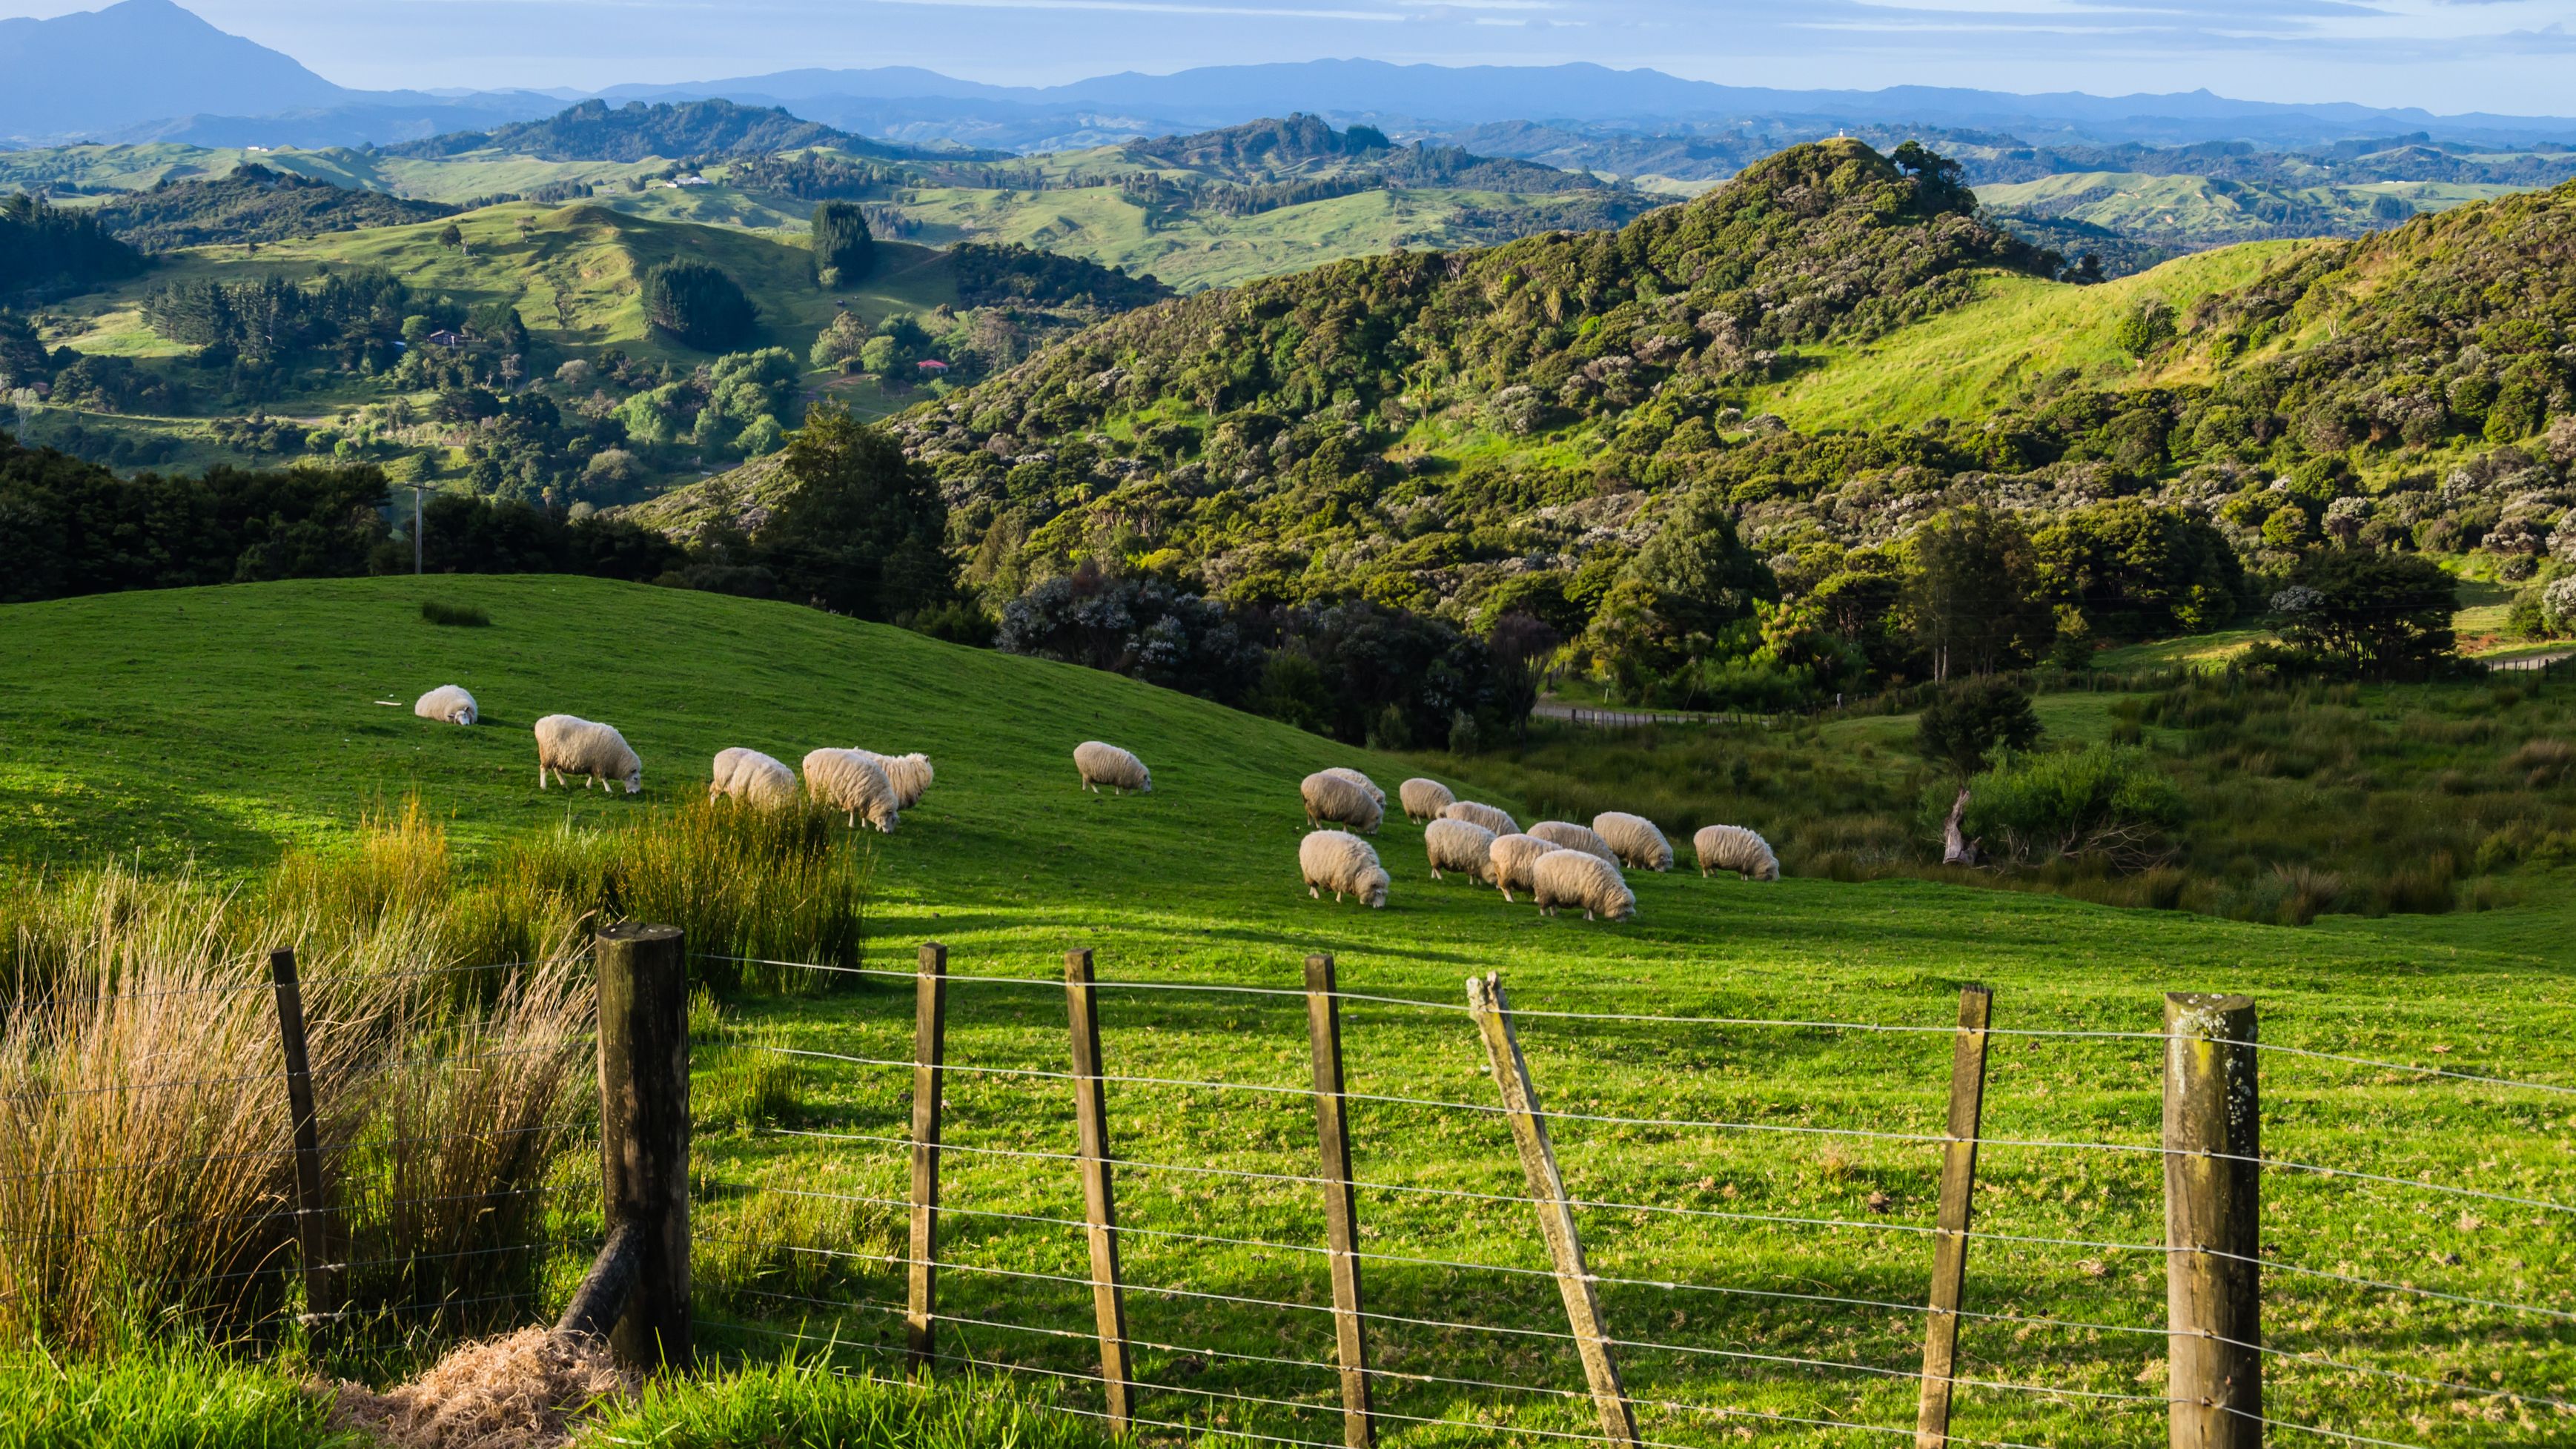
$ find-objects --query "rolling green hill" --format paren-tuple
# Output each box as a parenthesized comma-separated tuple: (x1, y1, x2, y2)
(1976, 170, 2515, 251)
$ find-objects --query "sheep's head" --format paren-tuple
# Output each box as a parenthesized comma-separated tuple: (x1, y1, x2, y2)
(622, 767, 643, 795)
(1137, 772, 1153, 794)
(871, 804, 901, 833)
(1360, 869, 1389, 909)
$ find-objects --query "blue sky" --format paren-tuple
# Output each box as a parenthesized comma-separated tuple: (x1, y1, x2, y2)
(14, 0, 2576, 112)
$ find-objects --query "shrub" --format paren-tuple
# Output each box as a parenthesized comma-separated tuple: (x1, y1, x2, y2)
(420, 599, 491, 627)
(1916, 678, 2042, 775)
(1954, 744, 2186, 868)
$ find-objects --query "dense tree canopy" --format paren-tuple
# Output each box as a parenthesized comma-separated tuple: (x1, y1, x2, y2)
(640, 258, 757, 352)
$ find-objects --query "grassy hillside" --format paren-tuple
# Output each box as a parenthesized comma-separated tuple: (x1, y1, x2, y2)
(1975, 170, 2515, 248)
(1, 574, 2571, 1448)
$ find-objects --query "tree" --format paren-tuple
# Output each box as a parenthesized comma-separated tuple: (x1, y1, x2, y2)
(640, 258, 756, 351)
(809, 201, 874, 288)
(756, 401, 955, 619)
(437, 222, 465, 250)
(1621, 487, 1775, 638)
(2270, 547, 2458, 679)
(1904, 508, 2050, 682)
(2112, 298, 2176, 359)
(1917, 678, 2042, 777)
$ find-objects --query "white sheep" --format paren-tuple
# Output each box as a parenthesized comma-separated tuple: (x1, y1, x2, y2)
(1533, 849, 1637, 922)
(1300, 829, 1389, 908)
(1399, 777, 1456, 823)
(1075, 741, 1152, 795)
(1322, 767, 1385, 808)
(1529, 820, 1619, 866)
(858, 751, 935, 809)
(534, 714, 641, 794)
(803, 748, 901, 832)
(1443, 800, 1520, 837)
(414, 684, 477, 726)
(1489, 833, 1564, 903)
(1592, 812, 1674, 872)
(1424, 818, 1497, 883)
(1302, 772, 1383, 835)
(709, 747, 798, 809)
(1695, 824, 1781, 881)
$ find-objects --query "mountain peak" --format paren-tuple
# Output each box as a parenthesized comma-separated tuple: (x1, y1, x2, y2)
(0, 0, 348, 142)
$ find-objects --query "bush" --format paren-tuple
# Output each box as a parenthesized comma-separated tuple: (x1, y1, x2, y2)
(1954, 743, 2186, 868)
(1917, 678, 2042, 775)
(641, 257, 757, 351)
(420, 600, 491, 627)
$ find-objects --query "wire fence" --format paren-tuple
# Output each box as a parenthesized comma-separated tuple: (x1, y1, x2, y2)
(683, 949, 2576, 1449)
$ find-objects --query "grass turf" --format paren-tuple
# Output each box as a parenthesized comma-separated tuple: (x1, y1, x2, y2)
(1, 575, 2572, 1447)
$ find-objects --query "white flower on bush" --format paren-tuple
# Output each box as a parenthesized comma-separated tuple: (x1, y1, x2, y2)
(2271, 585, 2324, 616)
(2550, 527, 2576, 565)
(2543, 577, 2576, 634)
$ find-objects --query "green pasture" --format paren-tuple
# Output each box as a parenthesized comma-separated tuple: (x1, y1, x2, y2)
(0, 576, 2569, 1447)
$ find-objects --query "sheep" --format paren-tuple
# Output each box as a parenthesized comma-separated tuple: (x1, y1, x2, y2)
(858, 751, 935, 809)
(1302, 772, 1383, 835)
(802, 748, 901, 832)
(1442, 800, 1520, 837)
(534, 714, 641, 795)
(1695, 824, 1781, 881)
(1489, 833, 1565, 903)
(1075, 741, 1152, 795)
(1533, 849, 1637, 922)
(1399, 777, 1456, 823)
(414, 684, 477, 726)
(1322, 767, 1385, 808)
(1300, 829, 1389, 908)
(1424, 818, 1497, 883)
(1529, 820, 1620, 866)
(709, 747, 798, 809)
(1592, 812, 1674, 872)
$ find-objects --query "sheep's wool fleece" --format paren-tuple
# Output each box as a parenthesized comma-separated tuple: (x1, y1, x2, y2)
(1301, 829, 1389, 906)
(1489, 833, 1563, 895)
(1592, 812, 1673, 872)
(1301, 772, 1383, 834)
(1529, 820, 1620, 866)
(414, 685, 477, 726)
(1075, 740, 1151, 792)
(858, 751, 935, 809)
(1695, 824, 1780, 881)
(1322, 766, 1385, 806)
(1425, 818, 1496, 881)
(1443, 800, 1520, 837)
(710, 747, 798, 807)
(1533, 849, 1637, 921)
(1399, 777, 1456, 821)
(533, 714, 640, 789)
(325, 1327, 632, 1449)
(804, 748, 901, 831)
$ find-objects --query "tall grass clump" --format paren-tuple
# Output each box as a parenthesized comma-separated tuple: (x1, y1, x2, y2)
(419, 600, 491, 628)
(586, 1356, 1138, 1449)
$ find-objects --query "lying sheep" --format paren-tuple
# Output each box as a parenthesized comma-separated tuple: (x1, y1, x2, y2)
(1592, 812, 1674, 872)
(1695, 824, 1781, 881)
(1529, 820, 1620, 866)
(1322, 767, 1385, 808)
(858, 751, 935, 809)
(1489, 833, 1563, 903)
(1302, 772, 1383, 835)
(1399, 777, 1456, 823)
(534, 714, 641, 794)
(1443, 800, 1520, 838)
(709, 747, 798, 809)
(803, 748, 901, 832)
(414, 684, 477, 726)
(1533, 849, 1637, 922)
(1075, 741, 1152, 795)
(1300, 829, 1389, 908)
(1424, 818, 1497, 883)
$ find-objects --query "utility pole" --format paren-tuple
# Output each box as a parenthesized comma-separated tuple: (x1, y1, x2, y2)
(413, 485, 424, 575)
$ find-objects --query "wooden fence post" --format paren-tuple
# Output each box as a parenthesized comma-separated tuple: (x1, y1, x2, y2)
(1468, 972, 1640, 1447)
(1065, 948, 1133, 1430)
(1914, 986, 1994, 1448)
(908, 942, 948, 1373)
(595, 923, 691, 1371)
(2165, 993, 2260, 1449)
(1304, 953, 1374, 1448)
(268, 948, 340, 1332)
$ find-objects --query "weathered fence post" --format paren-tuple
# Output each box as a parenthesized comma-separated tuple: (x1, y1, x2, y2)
(268, 948, 340, 1331)
(1914, 985, 1994, 1448)
(1468, 972, 1640, 1447)
(595, 923, 691, 1370)
(2165, 993, 2259, 1448)
(908, 942, 948, 1373)
(1065, 948, 1133, 1430)
(1304, 953, 1374, 1448)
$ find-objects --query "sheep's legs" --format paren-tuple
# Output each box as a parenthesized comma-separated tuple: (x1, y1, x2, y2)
(1308, 885, 1320, 898)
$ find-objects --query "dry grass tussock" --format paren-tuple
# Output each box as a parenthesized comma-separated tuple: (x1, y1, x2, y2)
(325, 1327, 632, 1449)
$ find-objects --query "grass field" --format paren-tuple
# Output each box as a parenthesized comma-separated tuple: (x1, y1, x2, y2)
(3, 576, 2572, 1446)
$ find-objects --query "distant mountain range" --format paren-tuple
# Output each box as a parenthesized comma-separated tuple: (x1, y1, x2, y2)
(12, 0, 2576, 156)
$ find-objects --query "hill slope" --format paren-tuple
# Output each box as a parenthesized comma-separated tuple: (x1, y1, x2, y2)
(90, 163, 459, 249)
(0, 0, 346, 142)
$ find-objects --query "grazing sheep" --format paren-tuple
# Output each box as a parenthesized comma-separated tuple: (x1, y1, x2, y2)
(1694, 824, 1781, 881)
(1533, 849, 1637, 922)
(803, 749, 901, 832)
(1300, 829, 1389, 908)
(1424, 818, 1497, 883)
(1529, 820, 1619, 866)
(1399, 777, 1456, 823)
(1443, 800, 1520, 837)
(858, 751, 935, 809)
(709, 747, 798, 809)
(1592, 812, 1674, 872)
(534, 714, 641, 795)
(1075, 741, 1152, 795)
(1302, 772, 1383, 835)
(1489, 833, 1564, 903)
(1322, 767, 1386, 807)
(414, 684, 477, 726)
